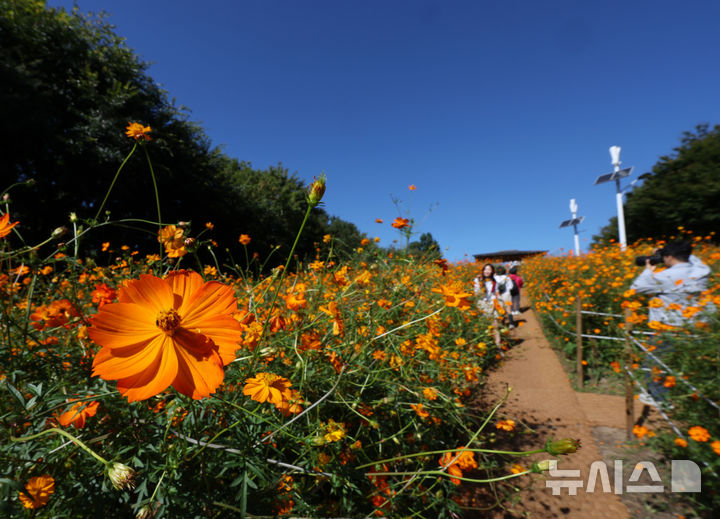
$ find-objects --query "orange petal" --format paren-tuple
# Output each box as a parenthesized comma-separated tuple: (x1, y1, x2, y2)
(180, 281, 238, 324)
(171, 345, 224, 399)
(115, 340, 179, 402)
(184, 314, 242, 364)
(92, 335, 165, 381)
(118, 274, 174, 312)
(88, 304, 158, 348)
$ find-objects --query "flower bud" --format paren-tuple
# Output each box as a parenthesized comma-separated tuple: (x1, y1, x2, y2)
(531, 459, 555, 473)
(69, 212, 78, 223)
(52, 226, 68, 238)
(107, 462, 136, 490)
(307, 174, 326, 207)
(545, 438, 581, 456)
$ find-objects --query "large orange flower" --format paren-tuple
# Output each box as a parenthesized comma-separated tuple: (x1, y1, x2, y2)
(89, 270, 242, 401)
(0, 212, 19, 238)
(19, 475, 54, 509)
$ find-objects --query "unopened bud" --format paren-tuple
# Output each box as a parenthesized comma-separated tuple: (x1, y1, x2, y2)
(307, 174, 326, 207)
(184, 237, 196, 247)
(531, 459, 555, 473)
(107, 462, 136, 491)
(52, 226, 68, 238)
(69, 212, 78, 223)
(136, 504, 156, 519)
(545, 438, 581, 456)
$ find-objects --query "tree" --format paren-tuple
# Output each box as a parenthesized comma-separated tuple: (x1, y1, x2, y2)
(593, 124, 720, 246)
(407, 232, 442, 260)
(1, 1, 361, 270)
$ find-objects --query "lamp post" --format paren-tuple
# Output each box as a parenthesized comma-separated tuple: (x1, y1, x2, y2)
(594, 146, 633, 251)
(559, 198, 584, 256)
(610, 146, 627, 250)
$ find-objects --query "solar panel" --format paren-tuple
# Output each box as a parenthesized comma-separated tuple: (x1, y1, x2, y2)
(594, 167, 633, 185)
(559, 216, 584, 228)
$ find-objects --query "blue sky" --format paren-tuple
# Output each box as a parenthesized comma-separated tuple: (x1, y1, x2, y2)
(49, 0, 720, 261)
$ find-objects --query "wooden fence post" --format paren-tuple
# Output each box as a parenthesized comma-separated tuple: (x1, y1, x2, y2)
(624, 308, 635, 440)
(576, 296, 583, 389)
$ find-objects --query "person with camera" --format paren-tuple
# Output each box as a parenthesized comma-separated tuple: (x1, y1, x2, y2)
(629, 240, 713, 408)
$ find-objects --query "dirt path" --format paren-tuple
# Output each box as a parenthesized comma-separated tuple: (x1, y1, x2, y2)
(481, 300, 635, 518)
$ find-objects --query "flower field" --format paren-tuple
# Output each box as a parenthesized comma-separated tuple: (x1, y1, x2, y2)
(0, 126, 581, 518)
(522, 235, 720, 513)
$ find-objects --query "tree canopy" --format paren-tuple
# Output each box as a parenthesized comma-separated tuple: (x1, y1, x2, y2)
(592, 124, 720, 246)
(0, 0, 368, 266)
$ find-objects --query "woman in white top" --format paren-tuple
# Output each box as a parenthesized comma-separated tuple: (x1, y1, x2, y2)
(473, 263, 505, 347)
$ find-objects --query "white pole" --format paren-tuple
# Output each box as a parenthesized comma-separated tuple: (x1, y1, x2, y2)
(570, 199, 581, 256)
(609, 146, 628, 251)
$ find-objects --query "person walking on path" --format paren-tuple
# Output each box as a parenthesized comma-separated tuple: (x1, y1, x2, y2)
(508, 265, 523, 316)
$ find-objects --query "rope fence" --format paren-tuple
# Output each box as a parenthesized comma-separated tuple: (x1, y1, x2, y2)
(536, 295, 720, 440)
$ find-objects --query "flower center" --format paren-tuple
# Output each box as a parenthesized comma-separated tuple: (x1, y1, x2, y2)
(156, 309, 181, 335)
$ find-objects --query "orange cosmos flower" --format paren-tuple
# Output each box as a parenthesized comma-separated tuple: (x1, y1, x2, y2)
(663, 375, 676, 388)
(319, 301, 344, 336)
(688, 426, 711, 442)
(57, 399, 100, 429)
(19, 475, 54, 509)
(633, 424, 654, 439)
(674, 438, 688, 448)
(410, 403, 430, 418)
(243, 372, 292, 406)
(711, 441, 720, 455)
(157, 225, 186, 258)
(438, 452, 465, 485)
(408, 184, 417, 191)
(125, 122, 152, 141)
(496, 419, 516, 432)
(375, 218, 383, 224)
(431, 283, 473, 310)
(91, 283, 117, 308)
(89, 270, 242, 402)
(238, 234, 251, 245)
(0, 212, 19, 238)
(391, 217, 410, 229)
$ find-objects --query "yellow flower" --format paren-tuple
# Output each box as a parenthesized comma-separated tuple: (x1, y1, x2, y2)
(495, 419, 516, 432)
(422, 387, 438, 400)
(323, 419, 346, 443)
(125, 122, 152, 141)
(243, 373, 292, 406)
(18, 475, 54, 509)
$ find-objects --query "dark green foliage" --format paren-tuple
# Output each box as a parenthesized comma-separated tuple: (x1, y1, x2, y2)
(593, 124, 720, 245)
(407, 232, 442, 260)
(0, 0, 364, 269)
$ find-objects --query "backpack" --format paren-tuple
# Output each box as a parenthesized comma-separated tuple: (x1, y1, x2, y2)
(509, 273, 523, 289)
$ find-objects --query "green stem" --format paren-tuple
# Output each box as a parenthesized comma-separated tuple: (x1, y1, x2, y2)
(251, 204, 313, 367)
(365, 469, 531, 484)
(11, 428, 109, 467)
(143, 145, 162, 227)
(356, 447, 545, 470)
(95, 142, 137, 221)
(142, 145, 163, 258)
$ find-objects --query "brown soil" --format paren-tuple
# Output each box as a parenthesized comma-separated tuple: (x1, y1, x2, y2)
(460, 297, 696, 518)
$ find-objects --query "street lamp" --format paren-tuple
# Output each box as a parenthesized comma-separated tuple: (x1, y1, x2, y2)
(559, 198, 584, 256)
(594, 146, 633, 250)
